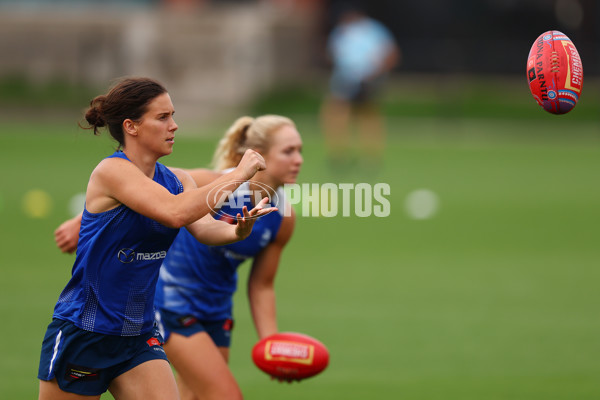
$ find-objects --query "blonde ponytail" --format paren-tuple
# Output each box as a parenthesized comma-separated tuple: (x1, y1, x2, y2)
(211, 116, 253, 170)
(211, 115, 295, 171)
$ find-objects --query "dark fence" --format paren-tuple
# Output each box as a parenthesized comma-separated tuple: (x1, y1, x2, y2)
(323, 0, 600, 76)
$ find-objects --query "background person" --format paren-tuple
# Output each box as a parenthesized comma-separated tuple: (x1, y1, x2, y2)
(40, 77, 271, 400)
(320, 3, 400, 170)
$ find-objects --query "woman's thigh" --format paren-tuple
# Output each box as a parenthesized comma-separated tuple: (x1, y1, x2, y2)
(165, 332, 242, 400)
(39, 379, 101, 400)
(108, 359, 178, 400)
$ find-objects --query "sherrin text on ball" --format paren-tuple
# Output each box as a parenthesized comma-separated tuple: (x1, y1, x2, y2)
(526, 30, 583, 114)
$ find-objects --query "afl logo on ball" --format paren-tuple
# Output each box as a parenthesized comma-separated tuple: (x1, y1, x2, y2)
(118, 248, 135, 263)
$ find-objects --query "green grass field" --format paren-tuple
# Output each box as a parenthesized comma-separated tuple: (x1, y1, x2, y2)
(1, 90, 600, 399)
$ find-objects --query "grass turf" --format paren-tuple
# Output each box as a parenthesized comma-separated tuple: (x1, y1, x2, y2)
(1, 109, 599, 399)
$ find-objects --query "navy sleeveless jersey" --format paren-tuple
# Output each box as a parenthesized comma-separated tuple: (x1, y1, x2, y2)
(53, 151, 183, 336)
(155, 182, 285, 320)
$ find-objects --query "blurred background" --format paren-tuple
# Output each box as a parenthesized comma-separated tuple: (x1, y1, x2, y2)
(1, 1, 599, 399)
(0, 0, 598, 125)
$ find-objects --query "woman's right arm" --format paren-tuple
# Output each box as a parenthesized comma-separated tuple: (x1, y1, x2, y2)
(86, 149, 265, 229)
(54, 153, 258, 253)
(179, 168, 223, 188)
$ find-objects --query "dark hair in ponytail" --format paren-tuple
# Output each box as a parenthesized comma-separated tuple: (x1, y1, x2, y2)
(82, 77, 167, 147)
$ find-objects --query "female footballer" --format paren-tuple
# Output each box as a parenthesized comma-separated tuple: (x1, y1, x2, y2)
(40, 77, 272, 400)
(54, 114, 303, 400)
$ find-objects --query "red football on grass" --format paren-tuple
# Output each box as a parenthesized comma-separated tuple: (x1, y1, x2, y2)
(251, 332, 330, 381)
(526, 30, 583, 114)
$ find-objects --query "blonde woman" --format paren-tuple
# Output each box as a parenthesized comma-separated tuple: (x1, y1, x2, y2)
(155, 115, 303, 400)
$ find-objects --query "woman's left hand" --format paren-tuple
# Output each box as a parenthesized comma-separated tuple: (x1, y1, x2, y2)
(235, 197, 277, 239)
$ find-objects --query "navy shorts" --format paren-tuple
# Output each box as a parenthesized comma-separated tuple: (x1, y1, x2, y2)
(38, 319, 168, 396)
(155, 308, 234, 348)
(330, 75, 384, 105)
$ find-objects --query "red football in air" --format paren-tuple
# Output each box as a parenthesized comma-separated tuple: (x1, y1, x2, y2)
(526, 30, 583, 114)
(251, 332, 330, 381)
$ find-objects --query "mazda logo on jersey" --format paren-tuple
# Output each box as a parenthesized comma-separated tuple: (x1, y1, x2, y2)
(117, 248, 168, 263)
(118, 248, 135, 263)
